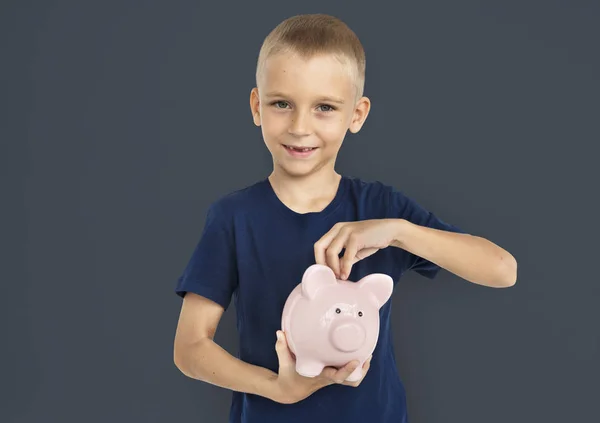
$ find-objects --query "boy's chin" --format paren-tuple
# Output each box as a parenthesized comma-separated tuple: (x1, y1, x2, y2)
(275, 161, 330, 178)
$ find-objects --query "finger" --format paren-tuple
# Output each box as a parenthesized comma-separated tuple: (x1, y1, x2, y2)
(341, 358, 372, 387)
(356, 247, 379, 261)
(340, 233, 361, 280)
(274, 331, 294, 369)
(314, 222, 345, 266)
(362, 356, 372, 371)
(343, 247, 380, 280)
(330, 360, 360, 384)
(344, 379, 361, 387)
(326, 226, 352, 277)
(316, 367, 337, 386)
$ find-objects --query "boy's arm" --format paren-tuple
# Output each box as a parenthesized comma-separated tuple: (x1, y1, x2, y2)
(173, 293, 363, 404)
(173, 293, 281, 401)
(391, 219, 517, 287)
(315, 219, 516, 288)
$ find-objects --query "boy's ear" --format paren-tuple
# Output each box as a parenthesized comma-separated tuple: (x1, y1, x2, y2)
(250, 88, 261, 126)
(349, 96, 371, 133)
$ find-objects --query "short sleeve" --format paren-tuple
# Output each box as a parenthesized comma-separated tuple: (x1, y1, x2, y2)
(388, 188, 467, 279)
(174, 201, 238, 310)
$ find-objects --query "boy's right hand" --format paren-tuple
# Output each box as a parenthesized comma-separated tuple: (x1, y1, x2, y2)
(271, 330, 371, 404)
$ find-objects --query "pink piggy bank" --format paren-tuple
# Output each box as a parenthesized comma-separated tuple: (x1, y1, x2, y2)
(281, 264, 394, 382)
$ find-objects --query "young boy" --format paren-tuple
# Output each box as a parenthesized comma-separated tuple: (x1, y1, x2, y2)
(173, 13, 517, 423)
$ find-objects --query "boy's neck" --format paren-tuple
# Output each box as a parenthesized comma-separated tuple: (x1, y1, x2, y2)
(268, 169, 342, 214)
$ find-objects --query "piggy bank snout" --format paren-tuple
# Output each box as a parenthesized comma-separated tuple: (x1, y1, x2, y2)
(330, 320, 367, 352)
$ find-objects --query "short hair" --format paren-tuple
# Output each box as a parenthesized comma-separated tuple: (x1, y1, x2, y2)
(255, 14, 366, 100)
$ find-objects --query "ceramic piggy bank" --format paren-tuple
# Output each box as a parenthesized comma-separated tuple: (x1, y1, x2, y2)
(281, 264, 394, 382)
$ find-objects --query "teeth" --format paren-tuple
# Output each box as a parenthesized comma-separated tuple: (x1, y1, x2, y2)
(287, 146, 314, 152)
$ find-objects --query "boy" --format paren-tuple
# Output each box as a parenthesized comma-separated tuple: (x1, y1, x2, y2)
(173, 13, 517, 423)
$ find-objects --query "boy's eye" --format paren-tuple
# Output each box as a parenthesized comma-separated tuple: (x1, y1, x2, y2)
(318, 104, 335, 112)
(273, 101, 289, 109)
(270, 101, 336, 112)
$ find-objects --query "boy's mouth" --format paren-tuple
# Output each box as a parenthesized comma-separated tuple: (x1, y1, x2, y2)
(283, 145, 317, 152)
(282, 144, 318, 158)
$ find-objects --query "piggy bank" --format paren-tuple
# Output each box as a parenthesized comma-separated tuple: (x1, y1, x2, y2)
(280, 264, 394, 382)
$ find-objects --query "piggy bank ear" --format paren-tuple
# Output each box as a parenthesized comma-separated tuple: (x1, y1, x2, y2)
(357, 273, 394, 308)
(301, 264, 337, 300)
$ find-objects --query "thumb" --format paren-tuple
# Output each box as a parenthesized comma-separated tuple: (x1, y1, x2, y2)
(275, 330, 295, 368)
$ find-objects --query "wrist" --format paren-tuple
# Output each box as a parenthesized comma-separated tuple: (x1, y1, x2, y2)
(264, 372, 287, 403)
(389, 218, 412, 248)
(266, 373, 325, 404)
(248, 368, 283, 403)
(264, 372, 298, 404)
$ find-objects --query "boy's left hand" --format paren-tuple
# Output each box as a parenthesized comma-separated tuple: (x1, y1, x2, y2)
(314, 219, 402, 280)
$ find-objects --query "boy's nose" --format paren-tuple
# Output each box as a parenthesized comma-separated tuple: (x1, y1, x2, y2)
(288, 111, 312, 137)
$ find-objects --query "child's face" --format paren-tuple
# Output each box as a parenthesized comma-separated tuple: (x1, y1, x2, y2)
(250, 52, 370, 178)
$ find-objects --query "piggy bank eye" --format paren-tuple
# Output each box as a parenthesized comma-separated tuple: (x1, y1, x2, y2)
(335, 308, 341, 314)
(358, 311, 363, 317)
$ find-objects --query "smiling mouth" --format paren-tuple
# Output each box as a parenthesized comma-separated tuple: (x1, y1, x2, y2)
(283, 145, 318, 152)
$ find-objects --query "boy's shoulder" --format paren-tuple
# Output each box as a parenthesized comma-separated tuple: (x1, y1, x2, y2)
(344, 175, 399, 197)
(207, 178, 268, 214)
(202, 179, 274, 227)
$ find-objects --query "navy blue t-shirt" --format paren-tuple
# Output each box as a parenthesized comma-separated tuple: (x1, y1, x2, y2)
(175, 175, 465, 423)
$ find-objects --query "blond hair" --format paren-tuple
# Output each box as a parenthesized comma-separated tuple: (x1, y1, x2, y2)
(255, 14, 366, 100)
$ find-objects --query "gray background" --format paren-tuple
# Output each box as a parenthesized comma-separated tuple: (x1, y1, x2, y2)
(2, 1, 598, 422)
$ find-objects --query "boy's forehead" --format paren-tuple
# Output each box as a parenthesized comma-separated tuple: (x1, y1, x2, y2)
(260, 52, 356, 100)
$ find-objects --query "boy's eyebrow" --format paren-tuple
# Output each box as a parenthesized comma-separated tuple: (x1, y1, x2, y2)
(265, 91, 345, 105)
